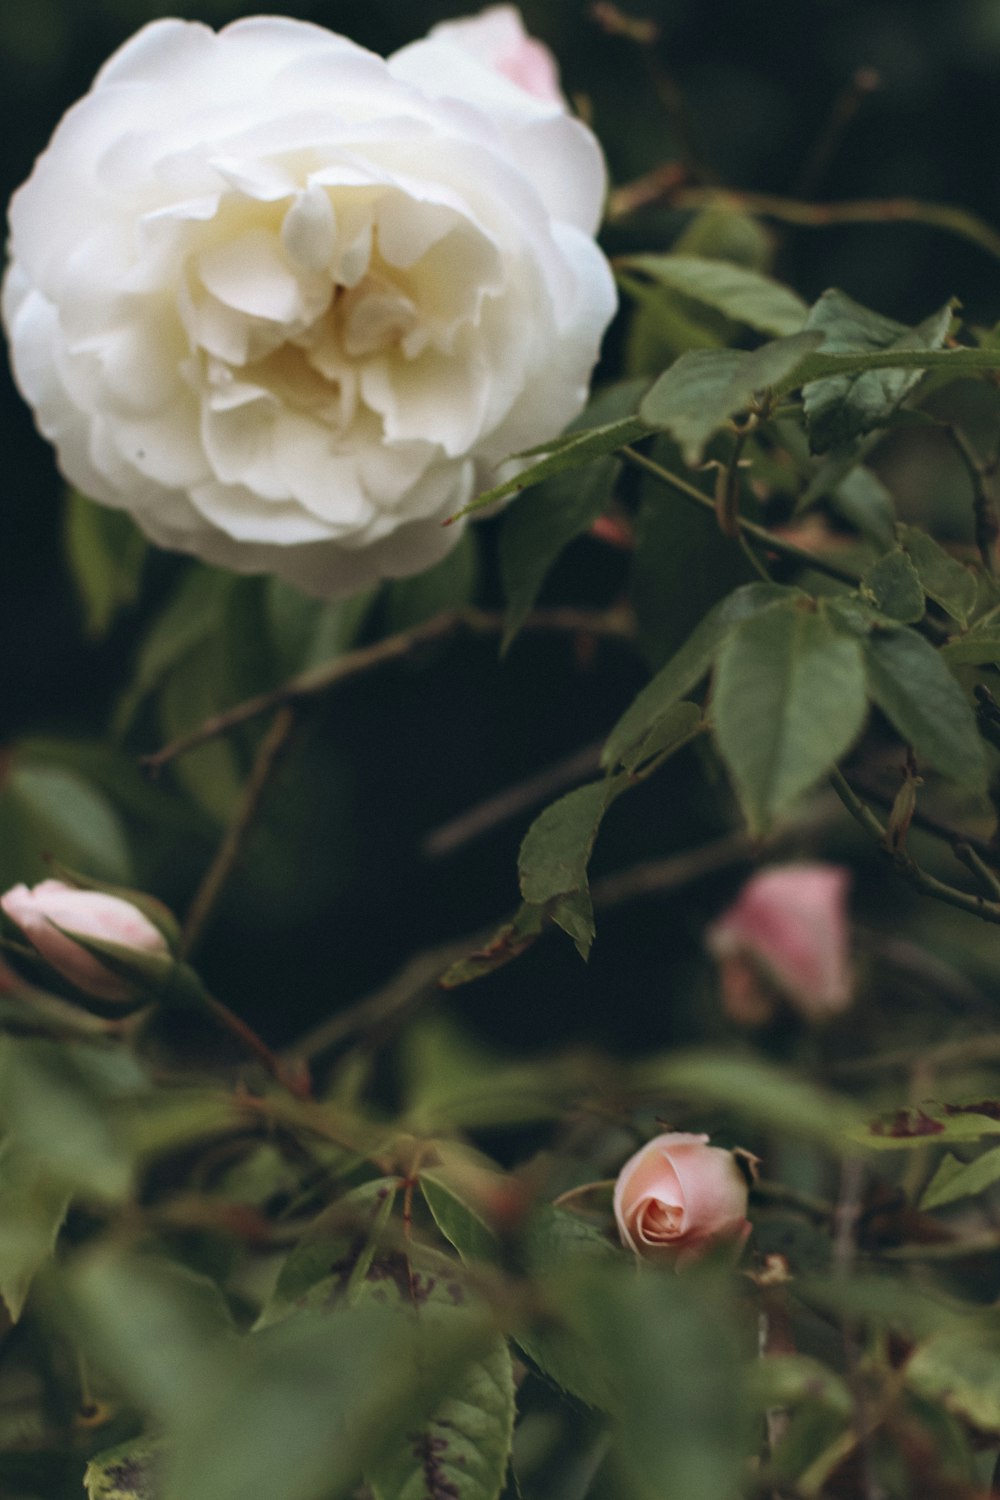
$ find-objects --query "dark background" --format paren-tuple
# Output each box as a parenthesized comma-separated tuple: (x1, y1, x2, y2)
(1, 0, 997, 1057)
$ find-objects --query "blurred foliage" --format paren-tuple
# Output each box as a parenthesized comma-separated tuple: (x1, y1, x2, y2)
(6, 2, 1000, 1498)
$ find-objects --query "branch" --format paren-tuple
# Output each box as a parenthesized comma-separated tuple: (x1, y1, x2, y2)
(608, 179, 1000, 265)
(180, 705, 300, 959)
(142, 606, 635, 772)
(829, 768, 1000, 925)
(620, 446, 861, 584)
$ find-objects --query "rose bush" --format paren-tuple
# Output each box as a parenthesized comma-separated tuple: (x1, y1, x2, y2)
(3, 7, 615, 597)
(1, 879, 170, 1003)
(613, 1131, 752, 1267)
(706, 863, 854, 1025)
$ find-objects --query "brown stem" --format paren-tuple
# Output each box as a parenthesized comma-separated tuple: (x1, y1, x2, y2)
(793, 68, 881, 200)
(200, 986, 310, 1100)
(181, 705, 299, 959)
(607, 181, 1000, 266)
(142, 607, 635, 773)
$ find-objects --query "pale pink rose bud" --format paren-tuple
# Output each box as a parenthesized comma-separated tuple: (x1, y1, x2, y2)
(706, 864, 853, 1025)
(0, 879, 169, 1004)
(614, 1132, 751, 1267)
(428, 6, 564, 104)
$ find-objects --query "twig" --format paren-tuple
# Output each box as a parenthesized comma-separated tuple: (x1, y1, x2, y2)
(847, 770, 1000, 864)
(199, 986, 310, 1099)
(424, 738, 605, 858)
(620, 446, 861, 584)
(143, 607, 635, 772)
(180, 706, 299, 959)
(607, 181, 1000, 265)
(829, 768, 1000, 926)
(793, 68, 881, 200)
(288, 796, 843, 1064)
(833, 1029, 1000, 1078)
(285, 927, 499, 1064)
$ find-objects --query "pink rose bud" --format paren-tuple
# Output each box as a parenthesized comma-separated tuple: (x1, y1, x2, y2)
(614, 1132, 751, 1267)
(1, 879, 169, 1004)
(428, 6, 564, 104)
(706, 863, 853, 1025)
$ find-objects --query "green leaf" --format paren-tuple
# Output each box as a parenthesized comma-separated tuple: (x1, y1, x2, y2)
(84, 1436, 165, 1500)
(263, 580, 376, 678)
(561, 1264, 748, 1500)
(640, 331, 823, 464)
(862, 626, 988, 788)
(69, 1244, 497, 1500)
(617, 700, 703, 775)
(517, 777, 628, 958)
(515, 1206, 619, 1408)
(420, 1170, 502, 1265)
(619, 254, 808, 335)
(770, 343, 1000, 402)
(452, 416, 651, 519)
(907, 1313, 1000, 1432)
(0, 762, 132, 888)
(630, 446, 759, 670)
(850, 1100, 1000, 1149)
(0, 1037, 143, 1202)
(369, 1335, 515, 1500)
(114, 565, 236, 734)
(0, 1143, 70, 1319)
(921, 1145, 1000, 1210)
(896, 524, 978, 627)
(384, 529, 479, 634)
(802, 291, 953, 452)
(632, 1049, 864, 1147)
(671, 207, 774, 269)
(828, 465, 897, 547)
(861, 549, 925, 623)
(499, 457, 619, 652)
(941, 621, 1000, 666)
(712, 599, 869, 831)
(65, 493, 148, 639)
(438, 903, 547, 989)
(601, 582, 796, 770)
(156, 641, 245, 825)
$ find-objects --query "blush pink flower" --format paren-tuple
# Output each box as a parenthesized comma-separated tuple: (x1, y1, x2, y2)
(1, 879, 169, 1004)
(428, 6, 563, 104)
(614, 1132, 751, 1267)
(706, 863, 853, 1025)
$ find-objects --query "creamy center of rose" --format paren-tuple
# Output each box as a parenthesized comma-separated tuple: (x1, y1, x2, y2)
(171, 176, 507, 451)
(637, 1198, 683, 1239)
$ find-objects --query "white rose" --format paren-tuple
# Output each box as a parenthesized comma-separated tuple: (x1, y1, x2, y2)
(3, 10, 615, 597)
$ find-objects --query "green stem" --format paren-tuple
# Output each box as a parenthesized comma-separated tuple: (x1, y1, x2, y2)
(620, 445, 860, 584)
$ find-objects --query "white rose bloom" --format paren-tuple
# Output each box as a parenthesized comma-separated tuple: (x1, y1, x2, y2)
(3, 9, 616, 597)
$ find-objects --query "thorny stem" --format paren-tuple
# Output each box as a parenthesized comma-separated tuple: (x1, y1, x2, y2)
(620, 445, 861, 584)
(943, 422, 1000, 574)
(829, 767, 1000, 925)
(143, 606, 635, 772)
